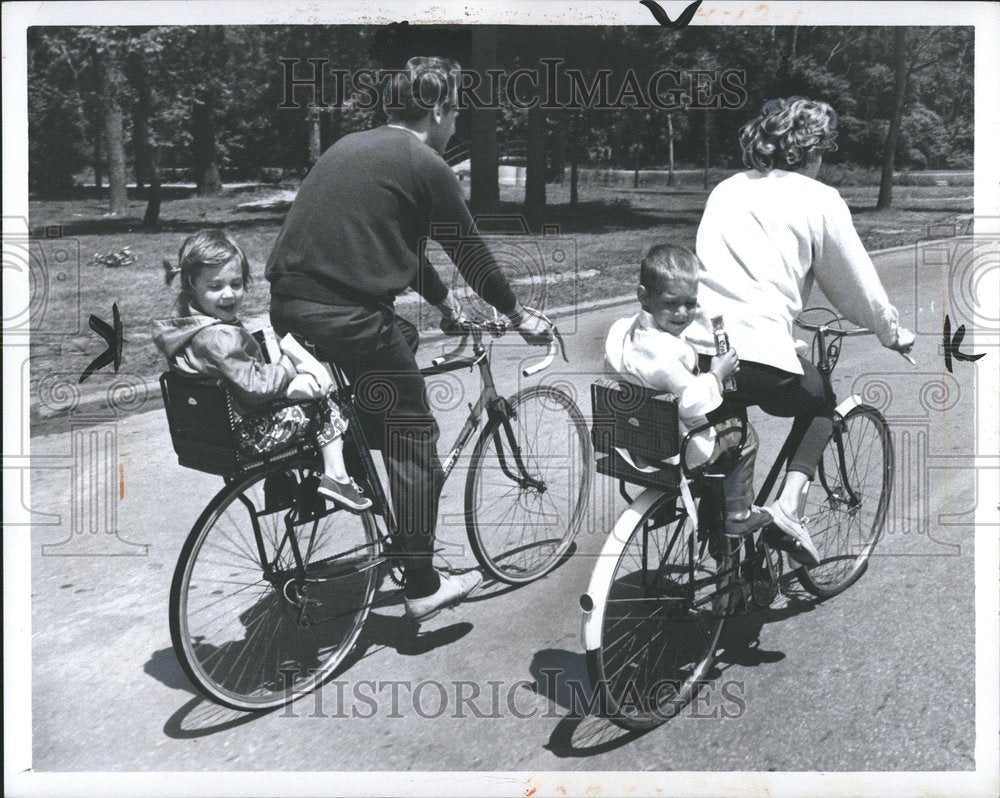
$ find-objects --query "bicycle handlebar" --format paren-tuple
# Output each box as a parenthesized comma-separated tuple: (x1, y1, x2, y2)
(431, 312, 566, 377)
(794, 308, 872, 336)
(522, 338, 560, 377)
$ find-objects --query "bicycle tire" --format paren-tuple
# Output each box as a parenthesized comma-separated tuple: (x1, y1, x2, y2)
(796, 404, 893, 598)
(169, 456, 380, 711)
(465, 386, 592, 584)
(584, 490, 734, 731)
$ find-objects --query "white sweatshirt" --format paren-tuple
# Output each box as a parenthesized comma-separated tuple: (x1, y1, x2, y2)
(605, 311, 723, 467)
(686, 170, 900, 375)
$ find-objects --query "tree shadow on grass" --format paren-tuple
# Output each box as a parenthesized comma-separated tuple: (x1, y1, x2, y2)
(477, 200, 693, 235)
(30, 215, 288, 238)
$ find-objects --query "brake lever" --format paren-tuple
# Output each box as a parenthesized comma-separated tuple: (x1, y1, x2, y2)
(553, 325, 568, 363)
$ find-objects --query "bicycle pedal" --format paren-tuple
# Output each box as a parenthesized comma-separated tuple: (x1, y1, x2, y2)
(761, 525, 795, 552)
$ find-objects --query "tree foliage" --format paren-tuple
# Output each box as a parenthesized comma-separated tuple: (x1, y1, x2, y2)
(27, 25, 974, 201)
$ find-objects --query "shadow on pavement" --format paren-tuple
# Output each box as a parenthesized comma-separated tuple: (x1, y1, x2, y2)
(163, 695, 282, 739)
(714, 575, 819, 671)
(527, 649, 649, 757)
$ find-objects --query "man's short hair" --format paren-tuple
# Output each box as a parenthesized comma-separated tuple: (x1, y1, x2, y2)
(384, 56, 461, 121)
(639, 244, 701, 294)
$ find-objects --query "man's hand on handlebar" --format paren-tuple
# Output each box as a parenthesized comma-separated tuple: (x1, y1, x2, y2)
(435, 291, 470, 335)
(507, 302, 554, 347)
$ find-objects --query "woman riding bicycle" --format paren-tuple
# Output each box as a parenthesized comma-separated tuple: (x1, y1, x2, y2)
(683, 97, 915, 566)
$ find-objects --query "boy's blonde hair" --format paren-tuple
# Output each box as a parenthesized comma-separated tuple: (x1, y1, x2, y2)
(640, 244, 700, 294)
(163, 230, 252, 315)
(739, 97, 839, 173)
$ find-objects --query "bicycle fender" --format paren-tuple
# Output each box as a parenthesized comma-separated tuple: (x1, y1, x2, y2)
(580, 487, 668, 653)
(834, 394, 864, 418)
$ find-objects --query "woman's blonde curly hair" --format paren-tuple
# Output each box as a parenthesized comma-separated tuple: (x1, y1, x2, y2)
(739, 97, 839, 173)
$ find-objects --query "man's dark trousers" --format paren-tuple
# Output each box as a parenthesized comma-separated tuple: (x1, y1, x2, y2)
(270, 295, 443, 569)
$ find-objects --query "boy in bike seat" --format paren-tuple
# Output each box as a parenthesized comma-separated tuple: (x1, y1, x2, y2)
(605, 243, 771, 539)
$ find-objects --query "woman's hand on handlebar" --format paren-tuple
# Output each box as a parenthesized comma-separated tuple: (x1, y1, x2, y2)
(887, 327, 915, 354)
(887, 327, 917, 364)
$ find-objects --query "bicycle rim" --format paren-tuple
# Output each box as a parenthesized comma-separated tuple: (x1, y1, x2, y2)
(169, 458, 380, 711)
(590, 494, 731, 730)
(797, 405, 893, 598)
(466, 386, 592, 584)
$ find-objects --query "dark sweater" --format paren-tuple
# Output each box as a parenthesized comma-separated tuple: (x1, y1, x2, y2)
(266, 126, 517, 313)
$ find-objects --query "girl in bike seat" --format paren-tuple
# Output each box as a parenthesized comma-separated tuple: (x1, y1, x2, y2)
(605, 243, 772, 540)
(152, 230, 371, 511)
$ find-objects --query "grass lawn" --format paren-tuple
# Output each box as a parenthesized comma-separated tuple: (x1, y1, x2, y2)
(27, 173, 971, 428)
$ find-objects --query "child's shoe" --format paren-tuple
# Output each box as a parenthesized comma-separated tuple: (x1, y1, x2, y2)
(317, 475, 372, 511)
(724, 506, 772, 538)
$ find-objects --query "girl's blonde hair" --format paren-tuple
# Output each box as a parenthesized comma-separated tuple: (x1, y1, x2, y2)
(163, 230, 251, 315)
(739, 97, 839, 173)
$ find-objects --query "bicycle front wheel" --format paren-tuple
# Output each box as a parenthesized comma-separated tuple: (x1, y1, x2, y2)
(465, 386, 592, 584)
(796, 404, 893, 598)
(169, 457, 380, 711)
(584, 490, 734, 731)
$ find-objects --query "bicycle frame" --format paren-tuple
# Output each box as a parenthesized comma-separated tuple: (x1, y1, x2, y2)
(324, 323, 543, 545)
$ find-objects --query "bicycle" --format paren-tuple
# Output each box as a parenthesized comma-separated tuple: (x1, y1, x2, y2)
(581, 309, 894, 730)
(161, 316, 593, 711)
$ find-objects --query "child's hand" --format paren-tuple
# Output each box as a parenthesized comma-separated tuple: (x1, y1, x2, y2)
(286, 373, 324, 400)
(710, 349, 739, 383)
(280, 333, 333, 394)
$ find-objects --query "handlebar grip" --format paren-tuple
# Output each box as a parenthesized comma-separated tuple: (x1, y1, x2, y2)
(431, 333, 470, 367)
(522, 340, 559, 377)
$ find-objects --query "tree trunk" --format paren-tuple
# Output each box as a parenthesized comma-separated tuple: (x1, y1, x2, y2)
(667, 113, 675, 187)
(193, 27, 223, 196)
(569, 116, 580, 207)
(143, 146, 162, 229)
(525, 104, 547, 229)
(132, 99, 145, 191)
(702, 110, 711, 190)
(97, 48, 128, 215)
(130, 53, 150, 191)
(877, 29, 908, 210)
(92, 105, 103, 189)
(550, 122, 567, 183)
(469, 27, 499, 215)
(129, 52, 162, 228)
(307, 106, 322, 167)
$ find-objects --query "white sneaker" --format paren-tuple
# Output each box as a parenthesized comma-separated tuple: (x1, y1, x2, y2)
(404, 570, 483, 621)
(765, 501, 821, 567)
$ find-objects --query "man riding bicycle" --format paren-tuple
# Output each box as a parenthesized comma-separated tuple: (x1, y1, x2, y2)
(266, 56, 552, 621)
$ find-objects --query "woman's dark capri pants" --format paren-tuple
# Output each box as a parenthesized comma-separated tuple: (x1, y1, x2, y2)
(271, 295, 444, 571)
(697, 353, 837, 479)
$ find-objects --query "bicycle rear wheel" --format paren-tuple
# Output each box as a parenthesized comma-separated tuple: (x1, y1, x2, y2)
(465, 386, 592, 584)
(585, 491, 734, 730)
(796, 404, 893, 598)
(169, 456, 380, 711)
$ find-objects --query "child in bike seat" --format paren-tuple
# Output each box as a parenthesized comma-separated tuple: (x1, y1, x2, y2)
(605, 243, 770, 538)
(152, 229, 371, 511)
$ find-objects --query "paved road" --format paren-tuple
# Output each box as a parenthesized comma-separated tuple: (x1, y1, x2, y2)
(29, 244, 978, 773)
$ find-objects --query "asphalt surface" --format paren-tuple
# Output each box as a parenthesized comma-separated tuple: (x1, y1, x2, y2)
(28, 244, 979, 774)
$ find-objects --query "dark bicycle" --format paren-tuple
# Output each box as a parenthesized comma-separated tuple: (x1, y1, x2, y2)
(581, 308, 894, 730)
(162, 317, 592, 711)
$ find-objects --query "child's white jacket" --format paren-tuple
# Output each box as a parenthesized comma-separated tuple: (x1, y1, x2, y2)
(604, 311, 724, 467)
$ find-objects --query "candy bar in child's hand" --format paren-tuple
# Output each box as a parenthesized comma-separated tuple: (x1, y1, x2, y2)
(286, 373, 323, 400)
